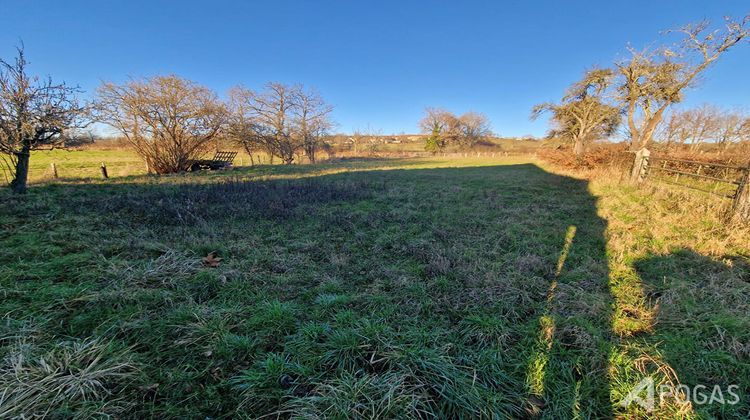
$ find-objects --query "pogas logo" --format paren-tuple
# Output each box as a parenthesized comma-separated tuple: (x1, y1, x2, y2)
(621, 377, 741, 412)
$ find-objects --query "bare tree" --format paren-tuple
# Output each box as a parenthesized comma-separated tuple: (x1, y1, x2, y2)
(419, 107, 452, 134)
(716, 110, 750, 150)
(457, 112, 491, 148)
(97, 75, 226, 174)
(659, 110, 691, 148)
(351, 126, 384, 156)
(0, 46, 87, 193)
(293, 87, 334, 163)
(532, 68, 621, 156)
(349, 130, 365, 154)
(229, 83, 331, 165)
(227, 87, 262, 165)
(419, 108, 491, 151)
(617, 16, 749, 150)
(252, 82, 299, 164)
(419, 107, 454, 152)
(683, 105, 722, 150)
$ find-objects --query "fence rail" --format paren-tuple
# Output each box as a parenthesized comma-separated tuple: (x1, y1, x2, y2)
(650, 166, 741, 185)
(644, 156, 748, 200)
(649, 157, 747, 170)
(631, 149, 750, 222)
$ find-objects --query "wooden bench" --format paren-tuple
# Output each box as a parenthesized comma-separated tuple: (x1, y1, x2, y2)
(189, 151, 238, 171)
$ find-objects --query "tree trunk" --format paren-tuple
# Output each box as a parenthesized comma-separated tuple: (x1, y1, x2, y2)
(573, 139, 585, 157)
(10, 145, 31, 194)
(308, 146, 316, 164)
(242, 144, 255, 166)
(638, 109, 666, 150)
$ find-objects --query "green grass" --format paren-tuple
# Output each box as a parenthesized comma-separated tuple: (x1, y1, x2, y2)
(1, 153, 748, 418)
(4, 148, 286, 184)
(3, 149, 146, 183)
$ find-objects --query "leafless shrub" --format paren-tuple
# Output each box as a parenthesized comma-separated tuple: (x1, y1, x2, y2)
(96, 75, 226, 174)
(537, 143, 631, 171)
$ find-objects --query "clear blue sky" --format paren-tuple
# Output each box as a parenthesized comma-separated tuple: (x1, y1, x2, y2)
(1, 1, 748, 136)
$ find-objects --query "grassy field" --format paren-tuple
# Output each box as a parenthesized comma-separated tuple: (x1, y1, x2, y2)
(0, 153, 748, 418)
(2, 149, 275, 184)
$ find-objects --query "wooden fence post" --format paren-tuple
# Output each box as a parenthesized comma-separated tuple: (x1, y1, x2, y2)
(51, 162, 58, 179)
(630, 148, 650, 182)
(100, 162, 109, 179)
(732, 165, 750, 223)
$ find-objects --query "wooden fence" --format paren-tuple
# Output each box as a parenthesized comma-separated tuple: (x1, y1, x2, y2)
(631, 149, 750, 222)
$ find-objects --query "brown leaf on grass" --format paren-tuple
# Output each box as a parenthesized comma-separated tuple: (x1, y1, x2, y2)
(202, 252, 223, 268)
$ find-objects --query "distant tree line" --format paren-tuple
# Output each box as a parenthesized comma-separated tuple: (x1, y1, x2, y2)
(533, 15, 749, 156)
(659, 105, 750, 151)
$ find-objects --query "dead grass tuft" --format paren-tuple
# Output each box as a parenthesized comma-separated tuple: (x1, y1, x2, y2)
(107, 249, 202, 288)
(0, 338, 136, 418)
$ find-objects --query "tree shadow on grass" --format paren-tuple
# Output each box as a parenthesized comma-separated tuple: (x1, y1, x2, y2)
(633, 249, 750, 418)
(0, 163, 617, 418)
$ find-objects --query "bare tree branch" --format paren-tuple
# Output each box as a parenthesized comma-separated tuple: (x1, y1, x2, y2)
(0, 45, 87, 193)
(96, 75, 227, 174)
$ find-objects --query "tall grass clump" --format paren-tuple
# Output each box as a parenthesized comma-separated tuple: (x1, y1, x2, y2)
(0, 338, 136, 418)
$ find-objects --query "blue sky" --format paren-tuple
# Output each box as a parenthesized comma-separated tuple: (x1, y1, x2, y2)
(1, 1, 748, 136)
